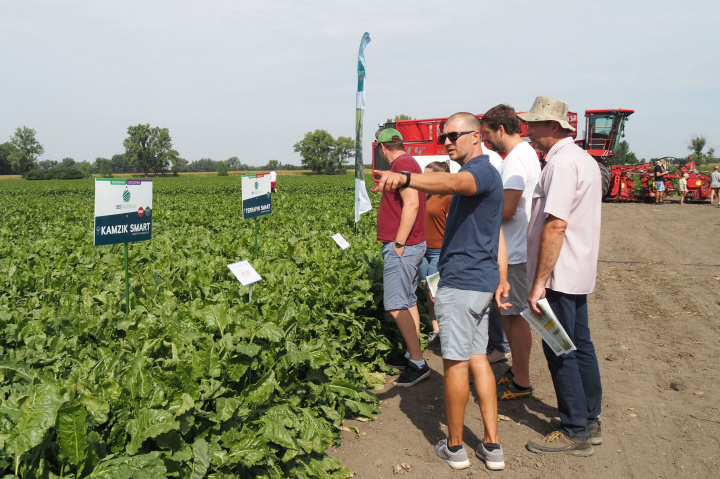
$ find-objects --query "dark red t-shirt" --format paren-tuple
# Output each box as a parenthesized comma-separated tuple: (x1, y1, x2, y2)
(377, 154, 426, 245)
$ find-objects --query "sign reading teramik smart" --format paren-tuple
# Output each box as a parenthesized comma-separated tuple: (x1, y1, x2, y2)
(242, 173, 271, 219)
(94, 179, 153, 246)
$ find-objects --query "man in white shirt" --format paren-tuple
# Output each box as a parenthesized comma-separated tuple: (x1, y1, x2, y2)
(481, 104, 540, 401)
(269, 169, 277, 193)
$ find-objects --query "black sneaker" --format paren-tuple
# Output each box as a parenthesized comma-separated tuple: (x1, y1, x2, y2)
(385, 353, 409, 369)
(393, 361, 430, 387)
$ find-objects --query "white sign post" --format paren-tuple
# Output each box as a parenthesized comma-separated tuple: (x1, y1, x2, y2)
(228, 260, 263, 302)
(94, 178, 153, 314)
(241, 173, 272, 257)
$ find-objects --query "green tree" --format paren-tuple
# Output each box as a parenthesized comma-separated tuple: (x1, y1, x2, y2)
(386, 114, 413, 122)
(95, 157, 113, 177)
(226, 156, 240, 171)
(293, 130, 355, 174)
(0, 142, 18, 174)
(9, 126, 44, 175)
(170, 156, 188, 176)
(332, 136, 355, 174)
(123, 124, 174, 176)
(37, 159, 58, 170)
(687, 135, 716, 165)
(216, 160, 228, 176)
(188, 158, 217, 172)
(266, 159, 281, 170)
(609, 140, 638, 165)
(111, 153, 133, 173)
(75, 161, 92, 177)
(60, 157, 76, 168)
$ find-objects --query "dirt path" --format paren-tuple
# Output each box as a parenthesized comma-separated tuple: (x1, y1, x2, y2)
(328, 200, 720, 478)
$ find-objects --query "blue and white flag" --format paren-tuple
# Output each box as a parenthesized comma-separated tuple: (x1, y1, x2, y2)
(355, 32, 372, 223)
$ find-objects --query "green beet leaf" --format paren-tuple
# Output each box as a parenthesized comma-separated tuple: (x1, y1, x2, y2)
(57, 403, 88, 467)
(125, 409, 180, 455)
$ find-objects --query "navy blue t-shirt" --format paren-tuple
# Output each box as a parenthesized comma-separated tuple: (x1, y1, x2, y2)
(437, 155, 504, 292)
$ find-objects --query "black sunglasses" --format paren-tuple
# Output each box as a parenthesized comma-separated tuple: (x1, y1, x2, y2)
(438, 130, 476, 144)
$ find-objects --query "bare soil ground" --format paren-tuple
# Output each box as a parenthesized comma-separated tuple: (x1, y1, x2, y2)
(328, 200, 720, 478)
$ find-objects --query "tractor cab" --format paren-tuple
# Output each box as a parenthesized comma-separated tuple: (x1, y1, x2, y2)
(582, 109, 634, 160)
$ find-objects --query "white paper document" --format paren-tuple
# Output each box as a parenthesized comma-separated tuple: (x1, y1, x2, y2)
(425, 272, 440, 298)
(331, 233, 350, 250)
(520, 298, 576, 356)
(227, 260, 262, 286)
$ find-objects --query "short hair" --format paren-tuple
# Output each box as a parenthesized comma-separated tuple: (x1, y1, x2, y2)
(425, 161, 450, 173)
(481, 104, 522, 135)
(446, 112, 482, 132)
(382, 136, 405, 151)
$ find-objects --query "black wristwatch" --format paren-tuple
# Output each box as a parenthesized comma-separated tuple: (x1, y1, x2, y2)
(394, 241, 405, 248)
(400, 170, 411, 188)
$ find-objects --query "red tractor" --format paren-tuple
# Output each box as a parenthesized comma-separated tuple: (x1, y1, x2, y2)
(372, 108, 632, 196)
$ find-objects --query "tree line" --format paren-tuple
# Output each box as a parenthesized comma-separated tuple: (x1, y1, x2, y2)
(0, 125, 306, 179)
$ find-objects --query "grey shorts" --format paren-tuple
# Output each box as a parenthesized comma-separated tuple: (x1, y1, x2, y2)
(500, 263, 530, 316)
(382, 241, 426, 311)
(434, 287, 493, 361)
(655, 181, 665, 192)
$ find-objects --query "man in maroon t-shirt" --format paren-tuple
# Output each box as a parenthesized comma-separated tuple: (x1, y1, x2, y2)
(376, 128, 428, 387)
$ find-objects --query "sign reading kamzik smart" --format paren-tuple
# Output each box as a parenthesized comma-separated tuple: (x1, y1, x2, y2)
(94, 179, 153, 246)
(242, 173, 271, 219)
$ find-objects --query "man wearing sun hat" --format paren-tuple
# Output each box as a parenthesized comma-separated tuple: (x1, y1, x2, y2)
(375, 127, 429, 388)
(520, 96, 603, 457)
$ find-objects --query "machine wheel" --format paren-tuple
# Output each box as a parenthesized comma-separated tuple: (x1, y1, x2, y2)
(598, 162, 611, 198)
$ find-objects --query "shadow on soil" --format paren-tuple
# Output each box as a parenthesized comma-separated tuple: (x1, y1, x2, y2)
(375, 354, 558, 451)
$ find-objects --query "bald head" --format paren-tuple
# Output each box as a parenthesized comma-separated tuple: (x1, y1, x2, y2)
(446, 112, 482, 132)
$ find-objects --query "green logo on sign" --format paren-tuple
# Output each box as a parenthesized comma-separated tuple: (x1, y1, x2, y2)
(123, 190, 131, 202)
(255, 181, 259, 189)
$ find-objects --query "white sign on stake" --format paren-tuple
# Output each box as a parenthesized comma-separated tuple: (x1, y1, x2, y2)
(227, 260, 262, 286)
(332, 233, 350, 250)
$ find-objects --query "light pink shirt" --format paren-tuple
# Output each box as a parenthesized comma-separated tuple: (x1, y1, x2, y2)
(526, 137, 602, 294)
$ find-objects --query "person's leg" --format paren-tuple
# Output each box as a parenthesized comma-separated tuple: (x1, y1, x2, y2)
(469, 354, 499, 444)
(444, 358, 470, 447)
(423, 283, 439, 333)
(388, 308, 423, 361)
(382, 242, 425, 361)
(488, 307, 510, 354)
(542, 289, 590, 440)
(503, 316, 532, 388)
(573, 295, 602, 423)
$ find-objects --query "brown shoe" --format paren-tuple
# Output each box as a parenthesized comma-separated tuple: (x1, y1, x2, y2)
(526, 431, 594, 456)
(486, 348, 511, 364)
(550, 417, 602, 445)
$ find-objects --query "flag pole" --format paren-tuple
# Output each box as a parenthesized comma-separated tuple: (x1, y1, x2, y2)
(354, 32, 372, 232)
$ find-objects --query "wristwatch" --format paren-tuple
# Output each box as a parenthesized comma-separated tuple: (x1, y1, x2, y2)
(399, 170, 411, 188)
(394, 241, 405, 248)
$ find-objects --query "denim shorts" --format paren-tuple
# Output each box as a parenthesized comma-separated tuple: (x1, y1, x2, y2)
(418, 248, 441, 283)
(434, 287, 493, 361)
(655, 181, 665, 192)
(382, 242, 426, 311)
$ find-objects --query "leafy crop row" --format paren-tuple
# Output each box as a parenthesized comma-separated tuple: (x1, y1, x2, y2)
(0, 176, 400, 478)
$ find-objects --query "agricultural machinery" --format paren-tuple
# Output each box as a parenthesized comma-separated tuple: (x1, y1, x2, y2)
(604, 159, 711, 202)
(372, 107, 709, 202)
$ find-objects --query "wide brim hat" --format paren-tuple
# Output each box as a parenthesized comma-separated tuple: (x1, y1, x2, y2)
(517, 96, 576, 132)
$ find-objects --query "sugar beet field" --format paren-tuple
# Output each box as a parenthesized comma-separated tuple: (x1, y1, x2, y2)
(0, 175, 403, 478)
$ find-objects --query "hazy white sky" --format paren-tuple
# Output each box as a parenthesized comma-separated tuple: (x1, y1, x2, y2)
(2, 0, 718, 166)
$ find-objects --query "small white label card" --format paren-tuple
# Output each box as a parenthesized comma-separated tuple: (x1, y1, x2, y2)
(331, 233, 350, 250)
(227, 260, 262, 286)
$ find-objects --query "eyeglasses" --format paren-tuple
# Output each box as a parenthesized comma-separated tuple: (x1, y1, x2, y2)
(438, 131, 476, 144)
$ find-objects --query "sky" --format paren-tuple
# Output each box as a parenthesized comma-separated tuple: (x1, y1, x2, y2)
(1, 0, 719, 167)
